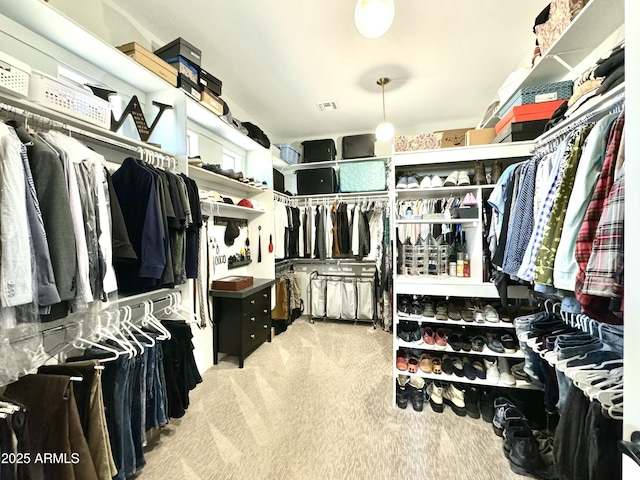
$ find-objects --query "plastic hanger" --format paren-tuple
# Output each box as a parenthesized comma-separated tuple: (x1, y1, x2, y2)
(142, 300, 171, 341)
(97, 311, 136, 359)
(119, 306, 145, 355)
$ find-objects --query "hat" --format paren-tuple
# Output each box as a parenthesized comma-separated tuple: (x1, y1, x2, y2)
(221, 196, 234, 204)
(224, 220, 240, 246)
(238, 198, 253, 208)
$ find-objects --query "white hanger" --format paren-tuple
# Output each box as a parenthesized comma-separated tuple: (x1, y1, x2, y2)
(123, 306, 156, 348)
(119, 306, 145, 355)
(72, 334, 121, 363)
(97, 311, 136, 359)
(142, 300, 171, 341)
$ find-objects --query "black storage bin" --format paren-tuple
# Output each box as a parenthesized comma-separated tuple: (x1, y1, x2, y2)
(177, 74, 202, 100)
(154, 37, 202, 67)
(273, 168, 285, 193)
(296, 168, 337, 194)
(199, 68, 223, 97)
(494, 119, 548, 143)
(342, 133, 375, 159)
(301, 139, 336, 162)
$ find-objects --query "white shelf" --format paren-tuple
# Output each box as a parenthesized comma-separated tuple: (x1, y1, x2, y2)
(1, 0, 171, 94)
(186, 98, 267, 153)
(394, 368, 541, 390)
(396, 218, 479, 225)
(280, 156, 391, 172)
(293, 190, 389, 199)
(481, 0, 624, 128)
(200, 201, 265, 219)
(396, 313, 517, 330)
(395, 276, 530, 299)
(0, 93, 172, 156)
(394, 141, 534, 167)
(188, 165, 265, 197)
(396, 185, 491, 198)
(395, 338, 525, 359)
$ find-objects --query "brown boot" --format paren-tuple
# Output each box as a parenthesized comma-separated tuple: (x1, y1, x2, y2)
(491, 161, 503, 184)
(474, 161, 487, 185)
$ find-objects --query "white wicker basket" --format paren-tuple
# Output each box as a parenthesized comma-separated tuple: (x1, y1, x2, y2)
(0, 51, 31, 98)
(28, 71, 111, 128)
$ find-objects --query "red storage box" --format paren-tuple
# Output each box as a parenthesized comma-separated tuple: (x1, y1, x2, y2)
(495, 100, 565, 135)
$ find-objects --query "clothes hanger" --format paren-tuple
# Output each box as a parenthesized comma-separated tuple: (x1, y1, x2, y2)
(119, 306, 145, 355)
(97, 311, 136, 359)
(143, 300, 171, 340)
(72, 335, 121, 363)
(123, 306, 155, 348)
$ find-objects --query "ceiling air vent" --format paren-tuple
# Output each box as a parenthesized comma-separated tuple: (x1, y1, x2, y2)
(316, 101, 338, 112)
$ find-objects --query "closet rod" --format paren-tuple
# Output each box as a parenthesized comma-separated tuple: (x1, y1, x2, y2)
(0, 101, 173, 160)
(292, 258, 376, 266)
(533, 86, 625, 149)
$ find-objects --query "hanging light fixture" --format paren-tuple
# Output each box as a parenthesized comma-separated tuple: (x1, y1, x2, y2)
(354, 0, 395, 39)
(375, 77, 394, 142)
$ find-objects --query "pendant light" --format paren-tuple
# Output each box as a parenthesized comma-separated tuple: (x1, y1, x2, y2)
(375, 77, 394, 142)
(354, 0, 395, 39)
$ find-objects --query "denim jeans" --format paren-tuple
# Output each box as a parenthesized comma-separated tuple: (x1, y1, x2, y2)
(128, 346, 147, 475)
(145, 341, 169, 430)
(555, 368, 573, 412)
(514, 312, 548, 387)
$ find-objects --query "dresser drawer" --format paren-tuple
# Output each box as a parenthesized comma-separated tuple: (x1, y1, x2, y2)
(243, 320, 270, 352)
(242, 289, 270, 315)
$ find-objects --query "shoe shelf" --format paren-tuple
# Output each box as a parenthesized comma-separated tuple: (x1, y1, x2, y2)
(396, 312, 516, 330)
(395, 368, 542, 391)
(395, 276, 530, 299)
(395, 185, 492, 199)
(395, 339, 525, 359)
(394, 141, 535, 167)
(188, 165, 266, 197)
(396, 218, 480, 226)
(278, 156, 392, 172)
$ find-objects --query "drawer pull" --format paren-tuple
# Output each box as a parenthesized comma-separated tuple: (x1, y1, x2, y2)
(263, 325, 268, 329)
(250, 334, 255, 339)
(250, 317, 256, 322)
(263, 293, 267, 298)
(263, 309, 268, 314)
(250, 300, 255, 304)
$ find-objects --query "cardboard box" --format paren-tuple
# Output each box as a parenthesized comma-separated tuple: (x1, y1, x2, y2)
(154, 37, 202, 67)
(465, 128, 496, 146)
(200, 90, 224, 116)
(177, 74, 202, 100)
(211, 276, 254, 291)
(437, 128, 474, 148)
(117, 42, 177, 86)
(394, 132, 442, 152)
(496, 100, 565, 134)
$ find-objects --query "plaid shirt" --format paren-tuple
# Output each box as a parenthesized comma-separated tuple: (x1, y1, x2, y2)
(575, 113, 625, 323)
(582, 167, 624, 298)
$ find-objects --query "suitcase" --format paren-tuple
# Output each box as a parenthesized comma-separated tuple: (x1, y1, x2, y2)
(339, 159, 386, 193)
(296, 168, 337, 195)
(342, 134, 375, 159)
(301, 139, 336, 162)
(273, 168, 285, 193)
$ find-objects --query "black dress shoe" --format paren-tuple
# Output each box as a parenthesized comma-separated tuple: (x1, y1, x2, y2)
(480, 389, 495, 423)
(462, 357, 477, 380)
(452, 357, 464, 377)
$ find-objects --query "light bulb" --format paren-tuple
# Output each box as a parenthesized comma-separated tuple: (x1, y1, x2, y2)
(354, 0, 395, 39)
(376, 121, 395, 142)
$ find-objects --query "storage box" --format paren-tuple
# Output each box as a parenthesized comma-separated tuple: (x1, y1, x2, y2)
(339, 159, 386, 192)
(535, 0, 588, 55)
(457, 206, 479, 219)
(301, 139, 336, 162)
(495, 100, 565, 135)
(0, 51, 31, 98)
(437, 128, 474, 148)
(275, 143, 300, 165)
(211, 275, 254, 291)
(494, 120, 548, 143)
(117, 42, 177, 86)
(154, 37, 202, 67)
(296, 168, 337, 194)
(177, 74, 202, 100)
(273, 168, 285, 193)
(342, 133, 375, 159)
(200, 90, 224, 116)
(394, 132, 442, 152)
(498, 80, 573, 118)
(164, 56, 198, 83)
(199, 68, 222, 97)
(465, 128, 496, 146)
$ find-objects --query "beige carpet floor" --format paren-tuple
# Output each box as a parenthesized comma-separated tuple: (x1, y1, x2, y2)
(137, 318, 527, 480)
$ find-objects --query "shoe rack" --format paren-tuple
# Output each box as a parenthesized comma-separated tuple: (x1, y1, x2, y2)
(391, 142, 542, 413)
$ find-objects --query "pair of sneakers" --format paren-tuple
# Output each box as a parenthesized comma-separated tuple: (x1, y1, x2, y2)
(396, 176, 419, 189)
(417, 175, 443, 188)
(443, 170, 471, 187)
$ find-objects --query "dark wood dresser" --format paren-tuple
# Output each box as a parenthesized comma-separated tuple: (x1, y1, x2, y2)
(211, 278, 275, 368)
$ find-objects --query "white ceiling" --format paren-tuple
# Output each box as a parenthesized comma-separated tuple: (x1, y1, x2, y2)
(59, 0, 550, 143)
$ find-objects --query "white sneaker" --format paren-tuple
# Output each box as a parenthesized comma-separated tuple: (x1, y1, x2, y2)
(457, 171, 471, 186)
(420, 176, 432, 188)
(427, 381, 444, 413)
(443, 171, 459, 187)
(484, 357, 500, 385)
(431, 175, 443, 188)
(407, 176, 419, 188)
(498, 357, 516, 385)
(442, 383, 466, 416)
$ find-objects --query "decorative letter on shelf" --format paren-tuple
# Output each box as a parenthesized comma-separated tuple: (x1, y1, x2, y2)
(88, 86, 172, 142)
